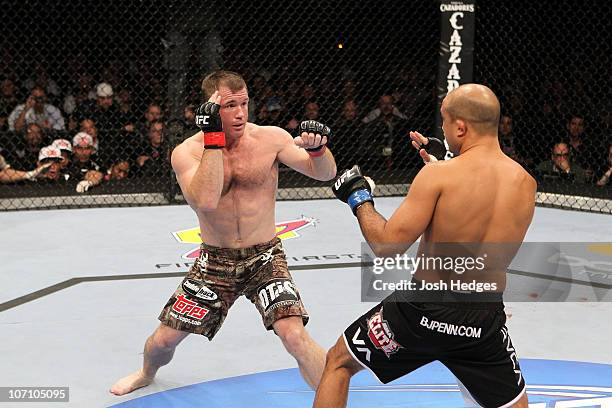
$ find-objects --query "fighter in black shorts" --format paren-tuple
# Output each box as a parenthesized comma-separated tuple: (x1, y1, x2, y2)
(314, 84, 536, 408)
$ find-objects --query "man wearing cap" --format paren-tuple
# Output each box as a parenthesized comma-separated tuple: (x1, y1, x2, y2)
(68, 132, 104, 193)
(33, 146, 64, 182)
(52, 138, 73, 173)
(74, 82, 125, 134)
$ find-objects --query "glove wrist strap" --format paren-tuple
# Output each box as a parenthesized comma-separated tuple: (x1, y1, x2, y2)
(203, 132, 226, 149)
(307, 145, 326, 157)
(348, 189, 373, 215)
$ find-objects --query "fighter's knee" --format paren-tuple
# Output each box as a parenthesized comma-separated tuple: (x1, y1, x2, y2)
(279, 325, 308, 354)
(151, 325, 186, 350)
(326, 338, 362, 376)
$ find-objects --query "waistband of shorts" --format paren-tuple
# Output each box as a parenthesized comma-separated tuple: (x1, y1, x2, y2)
(200, 237, 281, 260)
(396, 278, 504, 310)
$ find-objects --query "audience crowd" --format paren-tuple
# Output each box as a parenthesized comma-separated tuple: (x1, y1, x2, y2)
(0, 65, 610, 193)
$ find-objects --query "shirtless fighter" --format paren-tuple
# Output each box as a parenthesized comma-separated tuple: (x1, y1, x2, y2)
(111, 70, 336, 395)
(314, 84, 536, 408)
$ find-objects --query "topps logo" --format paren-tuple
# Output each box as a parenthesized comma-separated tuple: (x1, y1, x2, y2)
(195, 115, 210, 126)
(171, 294, 209, 320)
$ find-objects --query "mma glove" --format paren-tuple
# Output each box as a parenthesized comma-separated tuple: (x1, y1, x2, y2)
(298, 120, 331, 157)
(195, 101, 225, 149)
(423, 137, 447, 161)
(332, 165, 376, 215)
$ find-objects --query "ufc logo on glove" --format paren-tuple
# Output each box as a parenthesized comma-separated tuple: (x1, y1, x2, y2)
(334, 170, 355, 189)
(195, 115, 210, 126)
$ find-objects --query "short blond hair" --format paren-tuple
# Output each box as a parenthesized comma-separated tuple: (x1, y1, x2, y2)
(201, 71, 247, 100)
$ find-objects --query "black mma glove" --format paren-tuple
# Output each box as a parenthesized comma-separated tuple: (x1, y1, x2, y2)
(298, 120, 332, 157)
(332, 165, 375, 215)
(195, 101, 225, 149)
(423, 137, 447, 160)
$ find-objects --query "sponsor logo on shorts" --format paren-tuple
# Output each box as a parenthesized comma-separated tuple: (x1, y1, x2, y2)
(501, 326, 523, 386)
(170, 294, 209, 326)
(367, 307, 403, 358)
(196, 251, 209, 272)
(257, 279, 299, 312)
(182, 279, 218, 301)
(260, 249, 273, 265)
(419, 316, 482, 338)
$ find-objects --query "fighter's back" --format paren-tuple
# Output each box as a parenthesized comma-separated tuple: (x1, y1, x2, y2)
(427, 148, 536, 244)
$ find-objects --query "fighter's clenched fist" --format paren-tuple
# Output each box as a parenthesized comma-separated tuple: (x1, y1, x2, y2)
(295, 120, 332, 157)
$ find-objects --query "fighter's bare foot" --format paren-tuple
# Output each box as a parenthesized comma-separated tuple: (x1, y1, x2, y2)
(110, 370, 153, 396)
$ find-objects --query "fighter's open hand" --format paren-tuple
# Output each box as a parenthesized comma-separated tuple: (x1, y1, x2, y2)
(409, 131, 446, 164)
(295, 120, 331, 157)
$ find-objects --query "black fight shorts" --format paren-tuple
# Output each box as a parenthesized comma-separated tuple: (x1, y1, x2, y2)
(343, 283, 526, 407)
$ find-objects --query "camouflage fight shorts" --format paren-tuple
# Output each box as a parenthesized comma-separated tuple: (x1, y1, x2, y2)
(158, 237, 309, 339)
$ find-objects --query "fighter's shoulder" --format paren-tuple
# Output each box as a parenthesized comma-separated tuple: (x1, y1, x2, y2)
(249, 123, 292, 145)
(413, 160, 449, 187)
(171, 133, 202, 166)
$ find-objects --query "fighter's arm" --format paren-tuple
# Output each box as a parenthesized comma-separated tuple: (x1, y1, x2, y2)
(171, 137, 223, 211)
(276, 126, 337, 181)
(356, 164, 442, 257)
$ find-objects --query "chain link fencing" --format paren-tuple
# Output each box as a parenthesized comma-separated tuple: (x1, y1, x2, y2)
(0, 1, 609, 212)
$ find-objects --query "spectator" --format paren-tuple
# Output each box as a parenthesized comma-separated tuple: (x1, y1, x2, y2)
(34, 146, 65, 183)
(104, 159, 130, 182)
(8, 86, 65, 132)
(304, 102, 320, 121)
(23, 62, 61, 102)
(183, 104, 199, 135)
(117, 89, 138, 128)
(74, 82, 125, 134)
(286, 101, 322, 132)
(0, 78, 19, 131)
(595, 144, 612, 187)
(138, 103, 163, 136)
(332, 100, 365, 167)
(498, 114, 531, 170)
(363, 94, 411, 171)
(10, 123, 45, 170)
(362, 94, 407, 124)
(0, 151, 52, 183)
(51, 138, 73, 175)
(266, 98, 287, 127)
(563, 113, 601, 178)
(256, 103, 270, 125)
(63, 72, 96, 117)
(536, 142, 587, 183)
(135, 120, 167, 177)
(79, 119, 100, 153)
(68, 132, 104, 192)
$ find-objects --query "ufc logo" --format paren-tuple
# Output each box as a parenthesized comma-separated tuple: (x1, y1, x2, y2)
(334, 170, 355, 189)
(195, 115, 210, 126)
